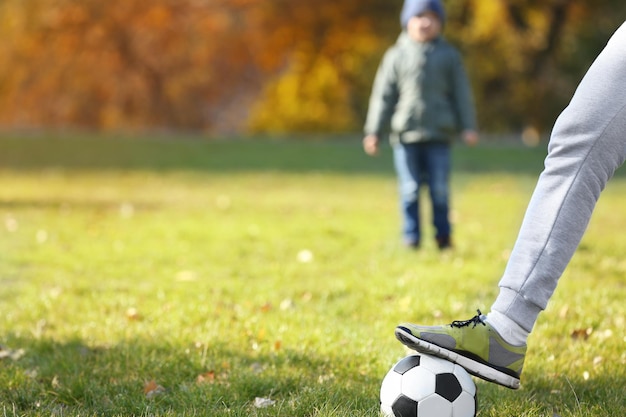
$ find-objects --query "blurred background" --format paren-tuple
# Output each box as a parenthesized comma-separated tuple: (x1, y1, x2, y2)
(0, 0, 624, 138)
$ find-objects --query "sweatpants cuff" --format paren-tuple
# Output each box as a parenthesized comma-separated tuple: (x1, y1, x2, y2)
(491, 287, 544, 333)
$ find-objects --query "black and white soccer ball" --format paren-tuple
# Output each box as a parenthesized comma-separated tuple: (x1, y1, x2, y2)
(380, 354, 476, 417)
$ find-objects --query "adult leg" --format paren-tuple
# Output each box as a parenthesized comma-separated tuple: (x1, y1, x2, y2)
(491, 21, 626, 333)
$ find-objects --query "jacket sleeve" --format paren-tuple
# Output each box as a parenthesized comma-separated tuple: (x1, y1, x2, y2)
(449, 50, 477, 132)
(364, 48, 399, 135)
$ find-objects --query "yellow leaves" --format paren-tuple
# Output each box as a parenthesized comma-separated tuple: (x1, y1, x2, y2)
(467, 0, 508, 42)
(248, 55, 357, 133)
(1, 0, 616, 132)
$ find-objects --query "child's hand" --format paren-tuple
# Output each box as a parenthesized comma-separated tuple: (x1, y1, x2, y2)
(363, 134, 380, 156)
(462, 130, 479, 146)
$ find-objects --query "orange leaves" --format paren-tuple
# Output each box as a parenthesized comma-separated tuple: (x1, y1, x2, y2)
(140, 5, 173, 30)
(144, 364, 231, 400)
(196, 365, 229, 385)
(0, 0, 625, 132)
(0, 0, 397, 133)
(0, 0, 271, 131)
(247, 0, 398, 133)
(143, 380, 166, 399)
(196, 370, 216, 384)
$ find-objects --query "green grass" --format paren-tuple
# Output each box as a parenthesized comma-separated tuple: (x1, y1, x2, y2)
(0, 134, 624, 416)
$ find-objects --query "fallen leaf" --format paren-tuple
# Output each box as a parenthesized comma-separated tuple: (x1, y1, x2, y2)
(254, 397, 275, 408)
(570, 327, 593, 340)
(0, 345, 25, 361)
(144, 380, 166, 399)
(197, 365, 230, 385)
(25, 369, 38, 379)
(126, 307, 142, 321)
(196, 371, 215, 384)
(250, 362, 264, 374)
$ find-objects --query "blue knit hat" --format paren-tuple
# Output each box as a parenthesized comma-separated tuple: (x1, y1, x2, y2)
(400, 0, 446, 28)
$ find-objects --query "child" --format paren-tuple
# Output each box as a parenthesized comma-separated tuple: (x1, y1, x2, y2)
(363, 0, 478, 249)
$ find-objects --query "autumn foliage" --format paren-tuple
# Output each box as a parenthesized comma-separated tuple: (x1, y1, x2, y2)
(0, 0, 624, 134)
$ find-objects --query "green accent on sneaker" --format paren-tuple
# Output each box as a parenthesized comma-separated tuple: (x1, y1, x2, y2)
(395, 310, 527, 389)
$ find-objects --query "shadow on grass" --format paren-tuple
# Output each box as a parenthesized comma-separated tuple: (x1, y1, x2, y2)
(0, 335, 626, 417)
(3, 333, 625, 416)
(0, 335, 381, 416)
(0, 135, 551, 177)
(0, 198, 161, 212)
(475, 370, 626, 416)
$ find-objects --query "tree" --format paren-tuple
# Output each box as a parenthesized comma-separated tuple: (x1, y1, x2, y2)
(246, 0, 399, 133)
(0, 0, 282, 131)
(0, 0, 625, 134)
(248, 0, 626, 134)
(444, 0, 625, 132)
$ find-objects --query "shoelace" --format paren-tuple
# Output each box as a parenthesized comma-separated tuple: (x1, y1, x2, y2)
(450, 309, 486, 328)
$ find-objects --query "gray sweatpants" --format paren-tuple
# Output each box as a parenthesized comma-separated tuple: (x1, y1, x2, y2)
(492, 22, 626, 332)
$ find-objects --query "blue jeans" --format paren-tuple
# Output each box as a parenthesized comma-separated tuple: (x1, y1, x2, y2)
(392, 141, 451, 244)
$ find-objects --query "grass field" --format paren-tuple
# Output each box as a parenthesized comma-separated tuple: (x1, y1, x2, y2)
(0, 134, 624, 416)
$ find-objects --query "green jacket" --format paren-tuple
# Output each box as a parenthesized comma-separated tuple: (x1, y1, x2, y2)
(364, 33, 477, 143)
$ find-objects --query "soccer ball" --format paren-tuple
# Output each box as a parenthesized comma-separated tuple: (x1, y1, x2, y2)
(380, 354, 476, 417)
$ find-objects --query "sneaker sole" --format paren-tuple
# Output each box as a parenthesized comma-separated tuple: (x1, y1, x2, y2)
(395, 327, 520, 390)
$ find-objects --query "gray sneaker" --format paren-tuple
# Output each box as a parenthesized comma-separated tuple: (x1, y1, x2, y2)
(395, 310, 527, 389)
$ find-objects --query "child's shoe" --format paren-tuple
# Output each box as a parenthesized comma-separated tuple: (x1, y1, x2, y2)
(436, 235, 452, 250)
(395, 310, 526, 389)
